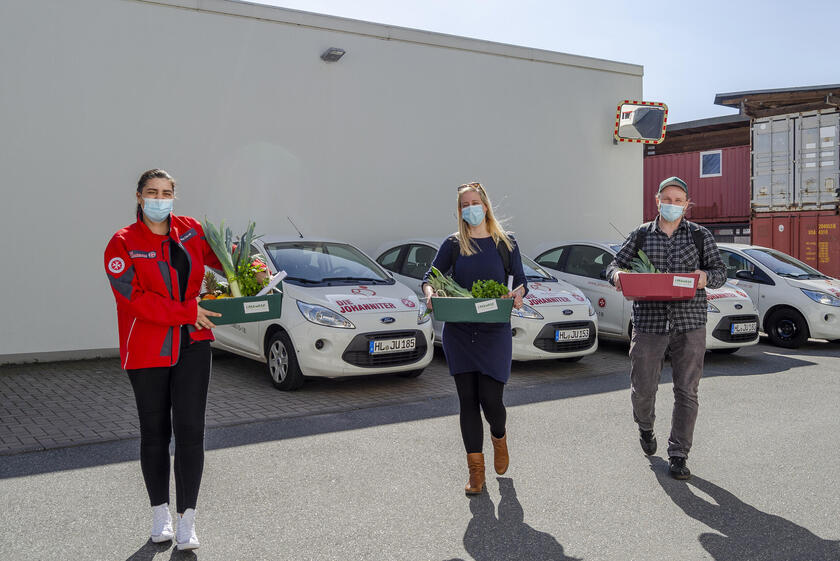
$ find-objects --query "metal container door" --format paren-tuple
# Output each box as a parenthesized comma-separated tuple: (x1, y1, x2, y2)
(752, 117, 795, 211)
(796, 112, 839, 210)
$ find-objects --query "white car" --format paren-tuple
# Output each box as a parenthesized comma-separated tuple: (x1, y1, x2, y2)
(211, 236, 434, 390)
(717, 243, 840, 348)
(375, 238, 599, 362)
(532, 241, 760, 354)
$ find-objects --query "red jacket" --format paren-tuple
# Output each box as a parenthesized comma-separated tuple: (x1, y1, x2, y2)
(105, 214, 223, 370)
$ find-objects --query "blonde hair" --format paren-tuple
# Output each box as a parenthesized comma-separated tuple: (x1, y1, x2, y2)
(455, 182, 513, 256)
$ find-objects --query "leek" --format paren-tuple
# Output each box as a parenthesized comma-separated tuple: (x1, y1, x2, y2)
(427, 267, 472, 297)
(202, 218, 259, 297)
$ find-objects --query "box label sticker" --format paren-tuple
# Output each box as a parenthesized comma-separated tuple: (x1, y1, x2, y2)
(243, 301, 270, 314)
(673, 276, 696, 289)
(475, 299, 499, 314)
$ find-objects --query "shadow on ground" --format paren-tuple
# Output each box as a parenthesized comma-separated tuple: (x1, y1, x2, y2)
(443, 477, 581, 561)
(0, 341, 832, 480)
(649, 456, 840, 561)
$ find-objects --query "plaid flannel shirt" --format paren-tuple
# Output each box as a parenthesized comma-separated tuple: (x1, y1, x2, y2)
(605, 219, 727, 334)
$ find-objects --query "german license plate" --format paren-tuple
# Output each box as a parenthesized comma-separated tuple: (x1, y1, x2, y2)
(369, 337, 416, 355)
(730, 322, 757, 335)
(555, 328, 590, 342)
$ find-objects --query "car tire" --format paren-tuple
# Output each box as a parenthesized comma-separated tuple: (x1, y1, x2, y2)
(397, 368, 425, 378)
(265, 330, 304, 391)
(710, 347, 739, 355)
(766, 309, 809, 349)
(558, 356, 583, 363)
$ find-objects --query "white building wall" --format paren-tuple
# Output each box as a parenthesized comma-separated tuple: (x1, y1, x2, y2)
(0, 0, 644, 361)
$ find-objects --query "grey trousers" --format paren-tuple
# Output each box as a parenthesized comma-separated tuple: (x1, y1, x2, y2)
(629, 327, 706, 458)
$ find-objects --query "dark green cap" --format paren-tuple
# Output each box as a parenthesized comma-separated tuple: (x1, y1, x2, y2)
(658, 176, 688, 195)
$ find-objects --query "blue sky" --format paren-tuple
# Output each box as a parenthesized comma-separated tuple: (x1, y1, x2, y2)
(255, 0, 839, 124)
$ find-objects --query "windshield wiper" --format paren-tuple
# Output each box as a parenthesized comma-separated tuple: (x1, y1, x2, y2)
(283, 276, 322, 284)
(526, 275, 550, 281)
(320, 276, 386, 284)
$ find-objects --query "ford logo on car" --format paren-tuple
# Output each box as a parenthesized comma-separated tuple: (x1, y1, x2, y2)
(734, 304, 743, 310)
(380, 317, 396, 324)
(562, 309, 574, 316)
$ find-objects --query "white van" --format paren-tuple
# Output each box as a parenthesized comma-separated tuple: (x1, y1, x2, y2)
(533, 241, 760, 353)
(211, 236, 434, 390)
(376, 238, 599, 362)
(717, 243, 840, 348)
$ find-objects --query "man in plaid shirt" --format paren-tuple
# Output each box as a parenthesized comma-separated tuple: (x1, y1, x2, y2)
(606, 176, 726, 480)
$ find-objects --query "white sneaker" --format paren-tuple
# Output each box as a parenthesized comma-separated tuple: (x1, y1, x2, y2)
(150, 503, 174, 543)
(176, 508, 200, 551)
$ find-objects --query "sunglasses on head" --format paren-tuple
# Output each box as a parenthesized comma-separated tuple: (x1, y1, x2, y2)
(458, 182, 485, 192)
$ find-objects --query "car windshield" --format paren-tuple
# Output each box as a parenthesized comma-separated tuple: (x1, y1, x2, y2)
(743, 248, 827, 279)
(263, 242, 393, 286)
(609, 244, 622, 253)
(522, 255, 555, 281)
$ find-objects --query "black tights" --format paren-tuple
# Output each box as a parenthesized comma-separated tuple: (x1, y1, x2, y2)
(453, 371, 506, 454)
(127, 341, 211, 513)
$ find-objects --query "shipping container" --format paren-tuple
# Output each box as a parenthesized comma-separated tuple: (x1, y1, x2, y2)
(752, 111, 839, 211)
(643, 145, 751, 223)
(751, 211, 840, 278)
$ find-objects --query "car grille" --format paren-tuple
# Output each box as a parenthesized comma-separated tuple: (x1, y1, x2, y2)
(712, 314, 760, 343)
(532, 321, 597, 353)
(341, 330, 427, 368)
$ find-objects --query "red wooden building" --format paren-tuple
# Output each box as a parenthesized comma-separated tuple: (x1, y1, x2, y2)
(643, 114, 751, 242)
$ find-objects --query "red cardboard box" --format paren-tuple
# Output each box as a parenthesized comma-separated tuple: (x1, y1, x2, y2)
(619, 273, 700, 301)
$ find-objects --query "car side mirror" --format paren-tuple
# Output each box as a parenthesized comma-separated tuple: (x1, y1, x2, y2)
(735, 270, 753, 281)
(599, 269, 607, 280)
(614, 101, 668, 144)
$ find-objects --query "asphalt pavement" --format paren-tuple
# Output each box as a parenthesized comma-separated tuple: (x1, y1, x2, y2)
(0, 340, 838, 560)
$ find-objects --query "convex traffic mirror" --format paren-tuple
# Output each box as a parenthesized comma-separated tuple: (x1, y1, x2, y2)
(614, 100, 668, 144)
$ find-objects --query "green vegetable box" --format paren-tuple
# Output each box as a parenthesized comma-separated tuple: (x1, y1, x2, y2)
(431, 297, 515, 323)
(199, 293, 283, 325)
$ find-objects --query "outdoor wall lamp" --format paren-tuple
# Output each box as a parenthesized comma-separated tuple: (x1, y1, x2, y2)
(320, 47, 346, 62)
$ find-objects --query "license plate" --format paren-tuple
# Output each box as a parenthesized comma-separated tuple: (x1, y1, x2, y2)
(369, 337, 416, 355)
(555, 328, 590, 342)
(730, 322, 757, 335)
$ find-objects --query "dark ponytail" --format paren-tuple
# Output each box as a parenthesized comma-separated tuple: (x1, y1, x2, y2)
(136, 169, 176, 217)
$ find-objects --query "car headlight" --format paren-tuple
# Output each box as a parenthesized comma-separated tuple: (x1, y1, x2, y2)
(801, 288, 840, 307)
(707, 302, 721, 313)
(417, 301, 431, 324)
(297, 301, 355, 328)
(587, 298, 596, 316)
(511, 303, 543, 320)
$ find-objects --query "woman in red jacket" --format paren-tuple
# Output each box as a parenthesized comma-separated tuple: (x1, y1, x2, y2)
(105, 169, 222, 551)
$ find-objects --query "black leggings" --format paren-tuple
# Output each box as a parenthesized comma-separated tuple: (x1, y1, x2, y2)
(453, 371, 506, 454)
(127, 341, 211, 513)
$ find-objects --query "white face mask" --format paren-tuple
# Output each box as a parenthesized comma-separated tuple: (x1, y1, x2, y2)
(142, 198, 174, 222)
(659, 202, 684, 222)
(461, 205, 485, 226)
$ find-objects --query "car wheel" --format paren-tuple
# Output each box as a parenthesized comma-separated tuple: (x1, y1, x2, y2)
(557, 356, 583, 363)
(398, 368, 425, 378)
(711, 347, 739, 355)
(265, 331, 304, 390)
(766, 309, 809, 349)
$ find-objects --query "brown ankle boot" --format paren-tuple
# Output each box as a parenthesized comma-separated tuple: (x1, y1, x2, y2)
(491, 433, 509, 475)
(465, 453, 485, 495)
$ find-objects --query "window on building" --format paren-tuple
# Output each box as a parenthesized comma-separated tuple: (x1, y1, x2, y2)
(700, 150, 722, 177)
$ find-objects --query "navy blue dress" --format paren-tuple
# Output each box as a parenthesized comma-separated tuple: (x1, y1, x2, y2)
(424, 236, 528, 384)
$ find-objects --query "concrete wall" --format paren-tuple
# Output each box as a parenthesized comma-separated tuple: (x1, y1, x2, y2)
(0, 0, 644, 361)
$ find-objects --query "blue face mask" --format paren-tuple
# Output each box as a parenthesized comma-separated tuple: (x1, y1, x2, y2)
(659, 202, 685, 222)
(461, 205, 485, 227)
(142, 198, 173, 223)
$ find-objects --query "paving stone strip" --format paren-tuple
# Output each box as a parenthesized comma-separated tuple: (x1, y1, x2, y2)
(0, 347, 630, 456)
